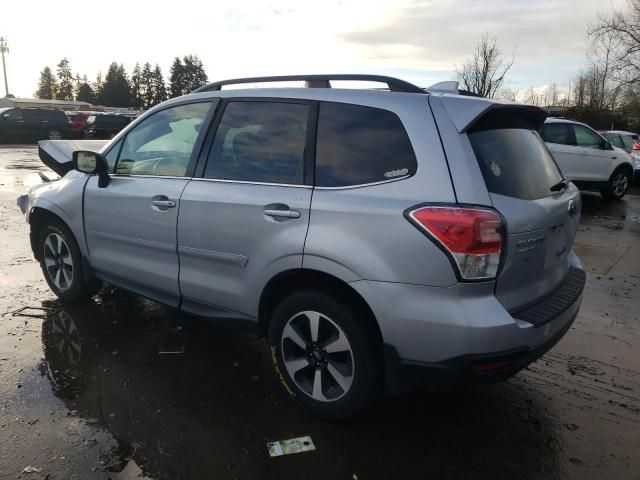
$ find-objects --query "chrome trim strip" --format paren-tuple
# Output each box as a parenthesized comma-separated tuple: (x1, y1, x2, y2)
(109, 174, 189, 180)
(189, 177, 312, 189)
(178, 245, 248, 268)
(314, 175, 411, 190)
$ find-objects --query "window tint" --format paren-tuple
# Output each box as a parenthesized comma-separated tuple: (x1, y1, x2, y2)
(22, 109, 43, 121)
(204, 101, 308, 184)
(606, 134, 624, 149)
(573, 125, 603, 149)
(621, 135, 635, 150)
(469, 122, 563, 200)
(4, 109, 22, 121)
(315, 103, 416, 187)
(116, 102, 211, 177)
(541, 123, 572, 145)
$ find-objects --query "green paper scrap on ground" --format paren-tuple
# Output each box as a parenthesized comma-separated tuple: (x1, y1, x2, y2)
(267, 436, 316, 457)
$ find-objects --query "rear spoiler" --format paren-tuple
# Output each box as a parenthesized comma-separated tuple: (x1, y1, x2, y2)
(38, 140, 109, 176)
(435, 95, 547, 133)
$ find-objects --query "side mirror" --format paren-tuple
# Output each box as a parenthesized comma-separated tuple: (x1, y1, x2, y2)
(601, 139, 613, 150)
(72, 150, 110, 188)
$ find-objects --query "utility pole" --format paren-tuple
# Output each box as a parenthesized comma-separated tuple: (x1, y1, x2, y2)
(0, 37, 9, 97)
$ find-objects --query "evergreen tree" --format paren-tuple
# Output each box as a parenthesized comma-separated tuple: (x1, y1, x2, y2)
(152, 64, 168, 106)
(182, 54, 208, 92)
(56, 58, 75, 101)
(130, 63, 143, 109)
(76, 75, 95, 104)
(169, 55, 208, 98)
(93, 72, 104, 104)
(169, 57, 185, 98)
(35, 67, 57, 99)
(141, 62, 154, 109)
(100, 62, 131, 107)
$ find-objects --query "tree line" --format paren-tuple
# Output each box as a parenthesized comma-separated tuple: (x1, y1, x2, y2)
(456, 0, 640, 131)
(35, 55, 208, 109)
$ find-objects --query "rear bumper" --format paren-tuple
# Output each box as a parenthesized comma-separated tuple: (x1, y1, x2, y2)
(350, 252, 585, 395)
(384, 291, 580, 394)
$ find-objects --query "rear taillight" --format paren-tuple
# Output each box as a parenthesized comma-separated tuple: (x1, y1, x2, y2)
(632, 142, 640, 151)
(407, 206, 503, 280)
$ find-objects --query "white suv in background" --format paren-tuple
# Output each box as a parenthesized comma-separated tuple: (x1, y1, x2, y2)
(541, 118, 634, 199)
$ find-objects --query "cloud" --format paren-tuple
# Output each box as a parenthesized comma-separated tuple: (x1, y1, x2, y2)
(340, 0, 624, 73)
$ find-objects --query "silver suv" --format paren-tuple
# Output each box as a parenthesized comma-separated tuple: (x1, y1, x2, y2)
(18, 75, 585, 419)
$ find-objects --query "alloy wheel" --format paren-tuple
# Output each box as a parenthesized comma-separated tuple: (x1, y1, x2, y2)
(612, 172, 629, 197)
(281, 310, 355, 402)
(43, 233, 73, 291)
(48, 129, 62, 140)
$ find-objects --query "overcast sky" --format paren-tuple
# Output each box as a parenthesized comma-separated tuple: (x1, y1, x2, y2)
(0, 0, 627, 99)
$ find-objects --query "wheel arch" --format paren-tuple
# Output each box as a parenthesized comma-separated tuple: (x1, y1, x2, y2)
(29, 207, 77, 262)
(258, 269, 383, 348)
(612, 161, 634, 178)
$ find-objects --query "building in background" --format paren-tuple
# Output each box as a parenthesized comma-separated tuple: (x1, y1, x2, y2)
(0, 97, 92, 111)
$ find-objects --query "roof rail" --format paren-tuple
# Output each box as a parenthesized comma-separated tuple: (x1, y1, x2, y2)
(192, 74, 426, 94)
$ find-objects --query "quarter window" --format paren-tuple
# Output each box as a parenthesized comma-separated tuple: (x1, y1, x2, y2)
(315, 103, 417, 187)
(541, 123, 572, 145)
(116, 102, 212, 177)
(573, 125, 603, 149)
(204, 101, 309, 184)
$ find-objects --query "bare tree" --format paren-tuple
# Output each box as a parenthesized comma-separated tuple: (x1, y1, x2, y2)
(497, 87, 517, 101)
(455, 34, 514, 98)
(590, 0, 640, 86)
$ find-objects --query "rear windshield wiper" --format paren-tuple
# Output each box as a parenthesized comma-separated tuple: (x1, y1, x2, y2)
(550, 179, 568, 192)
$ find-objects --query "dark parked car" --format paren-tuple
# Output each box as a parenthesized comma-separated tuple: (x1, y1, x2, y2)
(0, 107, 72, 142)
(84, 114, 131, 139)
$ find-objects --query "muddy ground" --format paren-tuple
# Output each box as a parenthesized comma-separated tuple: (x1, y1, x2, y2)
(0, 145, 638, 480)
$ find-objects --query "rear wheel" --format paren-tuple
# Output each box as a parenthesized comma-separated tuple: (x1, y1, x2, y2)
(37, 220, 102, 302)
(47, 128, 62, 140)
(268, 290, 380, 419)
(601, 168, 631, 200)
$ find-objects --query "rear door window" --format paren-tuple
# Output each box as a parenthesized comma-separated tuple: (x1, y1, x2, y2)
(469, 112, 563, 200)
(204, 101, 309, 185)
(573, 125, 603, 149)
(541, 123, 572, 145)
(315, 102, 416, 187)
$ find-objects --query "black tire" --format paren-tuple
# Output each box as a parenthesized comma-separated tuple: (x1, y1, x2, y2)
(268, 290, 380, 419)
(37, 219, 102, 302)
(601, 168, 632, 200)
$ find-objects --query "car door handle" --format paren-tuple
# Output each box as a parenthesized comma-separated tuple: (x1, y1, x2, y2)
(152, 200, 176, 208)
(151, 195, 176, 211)
(264, 208, 301, 219)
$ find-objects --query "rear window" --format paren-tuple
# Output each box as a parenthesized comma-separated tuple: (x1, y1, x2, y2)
(315, 102, 417, 187)
(469, 113, 563, 200)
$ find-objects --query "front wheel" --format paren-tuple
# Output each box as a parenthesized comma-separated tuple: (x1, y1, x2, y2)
(601, 168, 631, 200)
(37, 220, 102, 302)
(268, 290, 380, 419)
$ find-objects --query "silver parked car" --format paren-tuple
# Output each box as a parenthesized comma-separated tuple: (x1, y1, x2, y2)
(18, 75, 585, 419)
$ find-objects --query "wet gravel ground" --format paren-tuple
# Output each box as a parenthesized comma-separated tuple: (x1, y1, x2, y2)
(0, 145, 638, 480)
